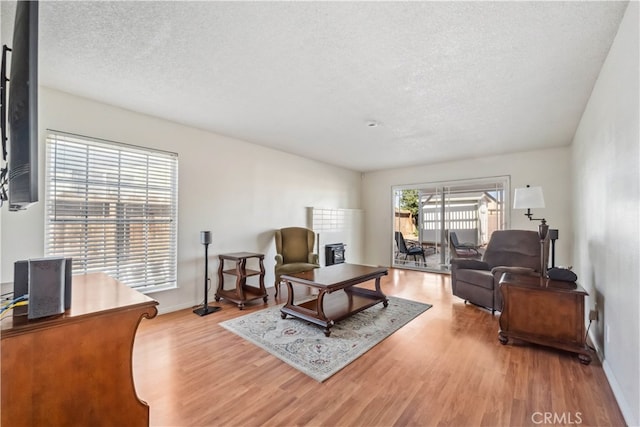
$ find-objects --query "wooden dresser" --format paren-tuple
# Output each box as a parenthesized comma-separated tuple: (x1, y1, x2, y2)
(1, 273, 158, 426)
(498, 272, 592, 364)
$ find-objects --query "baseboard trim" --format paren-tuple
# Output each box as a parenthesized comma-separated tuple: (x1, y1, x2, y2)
(588, 329, 605, 362)
(589, 330, 638, 426)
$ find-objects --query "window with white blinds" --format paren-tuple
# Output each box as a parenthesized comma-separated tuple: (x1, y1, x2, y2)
(45, 131, 178, 293)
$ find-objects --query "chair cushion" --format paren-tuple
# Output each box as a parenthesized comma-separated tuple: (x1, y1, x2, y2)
(455, 269, 494, 290)
(275, 262, 318, 276)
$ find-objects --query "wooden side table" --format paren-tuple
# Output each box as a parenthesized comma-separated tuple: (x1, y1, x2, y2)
(498, 272, 593, 364)
(215, 252, 267, 310)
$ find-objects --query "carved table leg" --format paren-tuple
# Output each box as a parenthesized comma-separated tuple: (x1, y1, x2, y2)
(280, 280, 294, 320)
(578, 353, 592, 365)
(374, 277, 389, 308)
(317, 291, 334, 337)
(498, 331, 508, 345)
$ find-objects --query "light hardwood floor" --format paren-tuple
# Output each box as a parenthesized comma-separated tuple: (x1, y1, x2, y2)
(133, 268, 626, 427)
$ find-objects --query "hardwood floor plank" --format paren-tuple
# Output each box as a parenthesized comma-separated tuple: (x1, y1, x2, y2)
(133, 268, 626, 426)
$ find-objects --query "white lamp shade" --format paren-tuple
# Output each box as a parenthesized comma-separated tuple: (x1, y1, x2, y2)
(513, 186, 545, 209)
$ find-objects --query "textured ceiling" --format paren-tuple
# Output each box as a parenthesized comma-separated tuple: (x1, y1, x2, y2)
(1, 1, 629, 172)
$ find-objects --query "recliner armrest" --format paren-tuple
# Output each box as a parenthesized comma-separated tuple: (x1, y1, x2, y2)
(450, 258, 490, 271)
(491, 266, 536, 277)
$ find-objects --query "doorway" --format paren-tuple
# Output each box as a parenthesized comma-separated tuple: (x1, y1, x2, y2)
(392, 176, 510, 273)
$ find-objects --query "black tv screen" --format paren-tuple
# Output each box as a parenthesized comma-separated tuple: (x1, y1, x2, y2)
(7, 0, 38, 211)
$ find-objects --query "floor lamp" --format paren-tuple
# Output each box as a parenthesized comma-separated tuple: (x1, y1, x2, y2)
(513, 185, 549, 278)
(193, 231, 221, 316)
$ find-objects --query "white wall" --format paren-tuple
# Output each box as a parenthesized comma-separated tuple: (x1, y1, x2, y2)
(309, 207, 364, 266)
(572, 2, 639, 425)
(361, 146, 572, 268)
(0, 87, 363, 313)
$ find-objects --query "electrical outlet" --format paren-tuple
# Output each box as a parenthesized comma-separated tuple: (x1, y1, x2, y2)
(589, 309, 599, 321)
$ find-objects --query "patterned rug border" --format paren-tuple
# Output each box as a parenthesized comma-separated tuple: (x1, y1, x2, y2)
(219, 296, 432, 382)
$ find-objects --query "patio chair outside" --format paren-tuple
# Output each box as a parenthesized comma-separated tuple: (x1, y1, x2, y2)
(395, 231, 426, 264)
(449, 231, 481, 258)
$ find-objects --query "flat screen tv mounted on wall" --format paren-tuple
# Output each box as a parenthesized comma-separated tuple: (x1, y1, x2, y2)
(1, 0, 39, 211)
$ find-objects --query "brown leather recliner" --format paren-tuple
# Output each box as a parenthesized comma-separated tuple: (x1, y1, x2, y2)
(274, 227, 320, 297)
(450, 229, 548, 314)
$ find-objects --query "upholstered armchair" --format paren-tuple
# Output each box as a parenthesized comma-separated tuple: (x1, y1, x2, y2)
(450, 230, 548, 314)
(274, 227, 320, 297)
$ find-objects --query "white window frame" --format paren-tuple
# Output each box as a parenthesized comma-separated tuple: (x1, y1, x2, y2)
(44, 130, 178, 293)
(392, 175, 510, 272)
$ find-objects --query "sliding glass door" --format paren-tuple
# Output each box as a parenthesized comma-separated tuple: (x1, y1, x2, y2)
(392, 176, 510, 273)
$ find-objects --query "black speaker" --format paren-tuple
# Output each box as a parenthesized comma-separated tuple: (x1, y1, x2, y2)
(548, 229, 559, 268)
(63, 258, 73, 310)
(27, 258, 67, 319)
(13, 260, 29, 300)
(15, 258, 72, 313)
(194, 231, 220, 316)
(200, 231, 212, 245)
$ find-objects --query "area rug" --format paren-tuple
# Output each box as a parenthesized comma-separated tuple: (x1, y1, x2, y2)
(219, 296, 432, 382)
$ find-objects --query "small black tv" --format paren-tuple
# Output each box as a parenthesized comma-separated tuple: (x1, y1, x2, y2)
(6, 0, 39, 211)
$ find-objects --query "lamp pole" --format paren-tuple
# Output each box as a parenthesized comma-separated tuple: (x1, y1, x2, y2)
(538, 220, 549, 279)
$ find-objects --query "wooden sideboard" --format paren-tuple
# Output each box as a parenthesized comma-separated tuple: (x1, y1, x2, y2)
(498, 273, 592, 364)
(1, 273, 158, 426)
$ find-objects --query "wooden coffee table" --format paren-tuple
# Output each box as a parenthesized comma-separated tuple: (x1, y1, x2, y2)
(280, 263, 388, 337)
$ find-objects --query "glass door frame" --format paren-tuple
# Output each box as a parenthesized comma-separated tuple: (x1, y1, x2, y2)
(391, 175, 511, 273)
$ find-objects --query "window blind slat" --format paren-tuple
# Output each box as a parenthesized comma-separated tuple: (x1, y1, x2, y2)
(44, 131, 178, 292)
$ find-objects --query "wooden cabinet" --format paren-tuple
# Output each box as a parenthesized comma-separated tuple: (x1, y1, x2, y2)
(498, 273, 592, 364)
(1, 273, 158, 427)
(215, 252, 267, 310)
